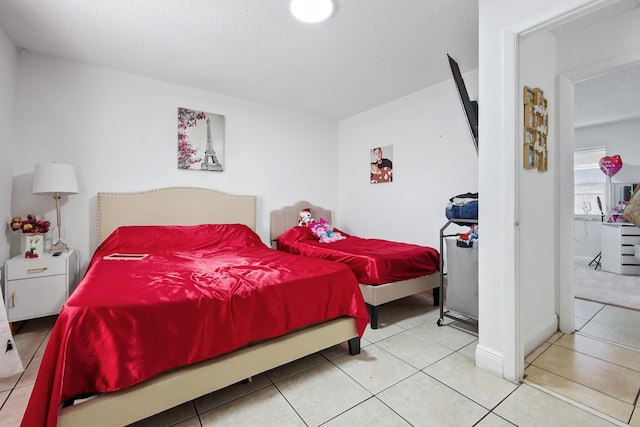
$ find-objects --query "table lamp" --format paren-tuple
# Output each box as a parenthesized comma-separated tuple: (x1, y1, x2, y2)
(32, 163, 78, 252)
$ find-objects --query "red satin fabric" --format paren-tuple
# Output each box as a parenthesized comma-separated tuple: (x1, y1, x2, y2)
(277, 226, 440, 285)
(22, 224, 368, 427)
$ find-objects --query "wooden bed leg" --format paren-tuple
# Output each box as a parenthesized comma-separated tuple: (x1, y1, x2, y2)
(348, 337, 361, 355)
(367, 304, 379, 329)
(432, 287, 440, 306)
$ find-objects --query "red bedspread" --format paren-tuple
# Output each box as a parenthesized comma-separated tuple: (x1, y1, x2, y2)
(22, 224, 368, 427)
(277, 226, 440, 285)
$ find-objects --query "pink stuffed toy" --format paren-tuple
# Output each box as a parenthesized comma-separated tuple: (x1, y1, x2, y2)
(310, 218, 346, 243)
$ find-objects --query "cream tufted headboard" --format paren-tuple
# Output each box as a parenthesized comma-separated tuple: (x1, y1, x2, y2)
(270, 201, 332, 244)
(97, 187, 256, 245)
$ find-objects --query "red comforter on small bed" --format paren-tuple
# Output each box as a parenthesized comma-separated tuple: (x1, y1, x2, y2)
(22, 224, 368, 427)
(277, 226, 440, 285)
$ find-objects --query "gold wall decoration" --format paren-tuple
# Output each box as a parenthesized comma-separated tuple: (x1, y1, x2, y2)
(523, 86, 548, 172)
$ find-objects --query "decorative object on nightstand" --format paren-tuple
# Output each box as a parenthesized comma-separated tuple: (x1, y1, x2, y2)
(3, 250, 80, 322)
(9, 214, 50, 258)
(32, 163, 78, 253)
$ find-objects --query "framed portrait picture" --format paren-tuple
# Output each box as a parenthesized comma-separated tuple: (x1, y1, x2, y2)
(523, 143, 536, 169)
(538, 150, 548, 172)
(177, 107, 225, 172)
(523, 86, 535, 105)
(370, 145, 393, 184)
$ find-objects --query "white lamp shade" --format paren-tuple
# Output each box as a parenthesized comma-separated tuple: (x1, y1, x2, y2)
(32, 163, 79, 195)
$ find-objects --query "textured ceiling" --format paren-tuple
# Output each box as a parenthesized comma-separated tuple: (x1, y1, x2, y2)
(0, 1, 636, 124)
(0, 0, 479, 119)
(574, 62, 640, 128)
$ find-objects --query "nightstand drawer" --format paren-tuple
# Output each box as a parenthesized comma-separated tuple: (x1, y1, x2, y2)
(6, 275, 66, 321)
(6, 257, 66, 280)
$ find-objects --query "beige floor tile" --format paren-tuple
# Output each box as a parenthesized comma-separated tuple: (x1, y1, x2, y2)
(172, 417, 202, 427)
(332, 344, 417, 394)
(475, 412, 517, 426)
(525, 341, 551, 364)
(379, 297, 438, 330)
(411, 319, 477, 351)
(362, 322, 406, 343)
(13, 329, 47, 363)
(576, 315, 591, 331)
(266, 352, 327, 383)
(35, 331, 51, 357)
(630, 408, 640, 427)
(424, 352, 518, 409)
(0, 372, 22, 394)
(320, 341, 354, 360)
(532, 344, 640, 404)
(127, 402, 197, 427)
(524, 365, 633, 423)
(375, 330, 453, 370)
(194, 374, 272, 414)
(0, 383, 34, 427)
(378, 371, 488, 426)
(276, 363, 371, 426)
(557, 333, 640, 373)
(493, 383, 617, 426)
(381, 309, 432, 330)
(575, 298, 605, 319)
(322, 397, 411, 426)
(458, 339, 477, 360)
(199, 385, 305, 427)
(547, 331, 564, 344)
(580, 305, 640, 350)
(16, 355, 42, 387)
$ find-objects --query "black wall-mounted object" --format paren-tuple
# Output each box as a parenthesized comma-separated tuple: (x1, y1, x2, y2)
(447, 54, 478, 154)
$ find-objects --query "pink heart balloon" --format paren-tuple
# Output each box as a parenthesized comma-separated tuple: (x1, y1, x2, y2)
(599, 155, 623, 177)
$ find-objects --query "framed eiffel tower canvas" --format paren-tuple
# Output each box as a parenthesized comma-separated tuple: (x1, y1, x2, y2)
(177, 107, 225, 172)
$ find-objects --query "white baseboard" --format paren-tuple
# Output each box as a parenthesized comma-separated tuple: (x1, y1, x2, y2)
(524, 314, 558, 357)
(475, 344, 504, 378)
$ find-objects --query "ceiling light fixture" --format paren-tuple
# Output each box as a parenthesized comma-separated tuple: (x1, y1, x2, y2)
(290, 0, 333, 23)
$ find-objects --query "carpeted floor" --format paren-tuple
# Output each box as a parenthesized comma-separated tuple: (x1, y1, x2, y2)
(575, 263, 640, 311)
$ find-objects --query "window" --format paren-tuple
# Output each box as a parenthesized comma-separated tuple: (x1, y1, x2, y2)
(574, 147, 606, 217)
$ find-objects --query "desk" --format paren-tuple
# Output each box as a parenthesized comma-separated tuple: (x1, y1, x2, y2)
(600, 223, 640, 275)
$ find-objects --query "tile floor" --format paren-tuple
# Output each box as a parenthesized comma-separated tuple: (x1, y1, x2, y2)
(1, 293, 638, 427)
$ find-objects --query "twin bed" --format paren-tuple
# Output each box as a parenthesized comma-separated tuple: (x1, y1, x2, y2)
(270, 201, 440, 329)
(22, 188, 439, 427)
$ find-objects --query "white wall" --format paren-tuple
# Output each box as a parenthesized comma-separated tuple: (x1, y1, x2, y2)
(518, 31, 558, 357)
(0, 26, 17, 266)
(477, 0, 596, 383)
(479, 0, 640, 383)
(576, 117, 640, 160)
(337, 70, 479, 249)
(11, 52, 340, 267)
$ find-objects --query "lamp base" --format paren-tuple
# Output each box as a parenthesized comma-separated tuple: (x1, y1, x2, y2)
(48, 241, 69, 253)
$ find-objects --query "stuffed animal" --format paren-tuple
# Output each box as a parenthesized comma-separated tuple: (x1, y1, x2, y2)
(298, 208, 316, 227)
(310, 218, 346, 243)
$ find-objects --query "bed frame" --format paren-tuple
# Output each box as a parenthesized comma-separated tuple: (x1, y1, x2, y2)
(57, 188, 360, 427)
(270, 201, 439, 329)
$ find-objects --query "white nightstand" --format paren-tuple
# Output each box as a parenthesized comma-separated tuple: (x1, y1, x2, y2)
(3, 249, 80, 322)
